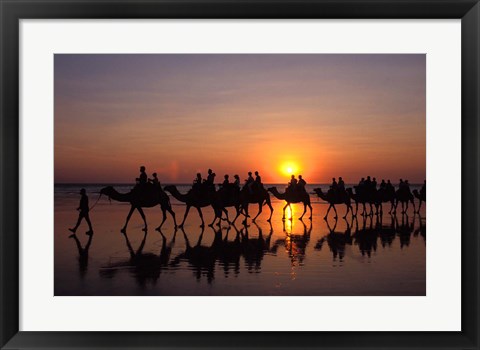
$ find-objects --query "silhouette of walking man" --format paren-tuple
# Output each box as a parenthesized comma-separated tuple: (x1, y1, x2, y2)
(69, 188, 93, 235)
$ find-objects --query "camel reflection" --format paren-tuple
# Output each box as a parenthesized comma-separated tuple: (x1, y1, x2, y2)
(376, 214, 396, 248)
(241, 222, 274, 272)
(170, 227, 219, 283)
(316, 212, 421, 261)
(99, 229, 176, 287)
(171, 223, 276, 283)
(413, 213, 426, 243)
(273, 219, 312, 266)
(69, 232, 94, 279)
(396, 213, 415, 248)
(314, 218, 352, 261)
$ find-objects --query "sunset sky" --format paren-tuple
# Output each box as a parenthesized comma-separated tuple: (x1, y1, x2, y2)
(54, 54, 425, 184)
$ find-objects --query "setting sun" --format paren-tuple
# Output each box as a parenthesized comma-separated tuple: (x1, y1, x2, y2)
(280, 162, 300, 177)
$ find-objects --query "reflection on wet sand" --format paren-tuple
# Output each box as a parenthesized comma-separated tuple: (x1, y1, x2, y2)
(92, 212, 426, 289)
(316, 213, 425, 261)
(56, 190, 426, 295)
(99, 230, 175, 288)
(69, 232, 94, 279)
(273, 219, 312, 266)
(168, 223, 275, 283)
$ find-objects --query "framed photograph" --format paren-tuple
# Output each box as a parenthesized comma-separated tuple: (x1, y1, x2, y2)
(1, 0, 478, 349)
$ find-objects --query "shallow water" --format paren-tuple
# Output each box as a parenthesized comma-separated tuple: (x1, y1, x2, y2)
(54, 184, 426, 296)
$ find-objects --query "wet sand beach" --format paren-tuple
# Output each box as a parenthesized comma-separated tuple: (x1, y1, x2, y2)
(54, 184, 425, 296)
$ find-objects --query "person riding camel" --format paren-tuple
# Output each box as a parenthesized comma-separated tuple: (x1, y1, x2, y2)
(404, 180, 411, 193)
(205, 169, 216, 191)
(420, 180, 426, 197)
(298, 175, 307, 192)
(399, 179, 405, 192)
(338, 177, 345, 192)
(386, 179, 395, 195)
(331, 177, 338, 190)
(287, 175, 297, 195)
(136, 166, 148, 185)
(364, 176, 372, 189)
(328, 177, 338, 197)
(222, 174, 230, 188)
(148, 172, 160, 188)
(372, 177, 377, 190)
(245, 171, 254, 194)
(289, 174, 298, 188)
(193, 173, 202, 191)
(233, 174, 241, 188)
(254, 171, 263, 192)
(380, 179, 386, 190)
(359, 177, 365, 187)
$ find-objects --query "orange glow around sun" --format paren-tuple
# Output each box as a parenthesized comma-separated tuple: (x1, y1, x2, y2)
(279, 161, 300, 177)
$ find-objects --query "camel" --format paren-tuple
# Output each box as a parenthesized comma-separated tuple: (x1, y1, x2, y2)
(314, 188, 353, 219)
(412, 189, 426, 213)
(209, 187, 244, 227)
(394, 189, 416, 214)
(267, 187, 312, 220)
(163, 185, 218, 228)
(100, 185, 176, 233)
(238, 186, 274, 224)
(346, 187, 375, 217)
(373, 188, 396, 215)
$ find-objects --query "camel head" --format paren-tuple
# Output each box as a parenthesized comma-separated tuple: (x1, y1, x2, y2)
(267, 187, 277, 193)
(163, 185, 176, 193)
(412, 189, 419, 196)
(313, 188, 323, 194)
(100, 186, 115, 197)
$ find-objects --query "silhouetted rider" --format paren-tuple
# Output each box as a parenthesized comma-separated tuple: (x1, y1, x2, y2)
(136, 166, 147, 185)
(298, 175, 307, 192)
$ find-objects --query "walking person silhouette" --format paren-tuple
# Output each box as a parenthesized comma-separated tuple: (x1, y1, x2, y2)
(69, 188, 93, 235)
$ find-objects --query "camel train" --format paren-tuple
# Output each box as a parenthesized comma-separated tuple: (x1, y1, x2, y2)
(313, 185, 420, 220)
(99, 171, 425, 233)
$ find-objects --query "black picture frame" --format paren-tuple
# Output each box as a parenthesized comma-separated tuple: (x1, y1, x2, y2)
(1, 1, 479, 349)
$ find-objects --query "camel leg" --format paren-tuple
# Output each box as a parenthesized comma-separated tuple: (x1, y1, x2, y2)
(355, 202, 358, 216)
(266, 200, 274, 222)
(222, 208, 230, 223)
(288, 204, 293, 221)
(325, 204, 332, 220)
(253, 203, 262, 222)
(282, 203, 288, 220)
(308, 203, 313, 220)
(156, 208, 167, 231)
(179, 205, 191, 228)
(299, 203, 306, 220)
(137, 207, 148, 231)
(121, 206, 136, 233)
(168, 207, 177, 228)
(417, 200, 422, 213)
(344, 204, 350, 219)
(242, 205, 249, 225)
(232, 206, 242, 225)
(362, 203, 366, 217)
(196, 207, 205, 227)
(332, 204, 338, 219)
(208, 212, 218, 227)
